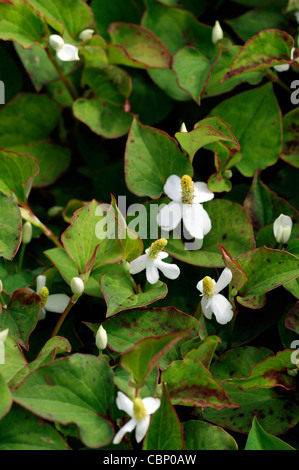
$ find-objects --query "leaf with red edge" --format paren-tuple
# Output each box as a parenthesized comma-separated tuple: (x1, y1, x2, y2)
(218, 244, 248, 291)
(120, 331, 190, 387)
(161, 358, 240, 410)
(223, 29, 297, 82)
(224, 350, 297, 390)
(280, 107, 299, 168)
(285, 302, 299, 335)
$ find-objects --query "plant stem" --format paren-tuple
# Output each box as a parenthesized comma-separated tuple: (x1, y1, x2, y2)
(45, 48, 78, 101)
(20, 206, 62, 248)
(50, 297, 76, 338)
(0, 293, 7, 309)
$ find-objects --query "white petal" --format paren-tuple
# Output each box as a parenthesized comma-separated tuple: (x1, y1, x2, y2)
(163, 175, 182, 202)
(135, 415, 150, 443)
(0, 328, 9, 342)
(116, 391, 134, 417)
(146, 260, 160, 284)
(201, 297, 213, 320)
(36, 275, 46, 293)
(49, 34, 64, 51)
(201, 207, 212, 236)
(142, 397, 161, 415)
(56, 44, 80, 62)
(182, 203, 204, 239)
(193, 182, 214, 203)
(129, 254, 148, 275)
(273, 64, 290, 72)
(211, 294, 234, 324)
(157, 251, 169, 260)
(196, 279, 204, 293)
(45, 294, 70, 313)
(155, 259, 180, 280)
(273, 214, 292, 237)
(215, 268, 232, 294)
(157, 201, 182, 231)
(113, 418, 137, 444)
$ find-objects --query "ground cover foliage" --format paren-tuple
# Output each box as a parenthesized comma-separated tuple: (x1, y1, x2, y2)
(0, 0, 299, 451)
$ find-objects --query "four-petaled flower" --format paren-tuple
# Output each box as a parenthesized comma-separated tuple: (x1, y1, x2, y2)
(113, 391, 161, 444)
(129, 238, 180, 284)
(157, 174, 214, 246)
(34, 275, 70, 320)
(196, 267, 234, 325)
(49, 34, 80, 62)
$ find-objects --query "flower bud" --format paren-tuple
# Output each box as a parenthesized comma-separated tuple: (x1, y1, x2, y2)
(179, 122, 188, 133)
(22, 221, 32, 244)
(79, 29, 94, 41)
(212, 20, 223, 44)
(223, 169, 232, 179)
(273, 214, 292, 244)
(96, 325, 108, 350)
(49, 34, 64, 51)
(71, 277, 85, 295)
(287, 368, 298, 377)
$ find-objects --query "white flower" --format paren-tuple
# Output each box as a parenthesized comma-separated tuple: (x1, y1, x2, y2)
(95, 325, 108, 350)
(157, 175, 214, 245)
(70, 277, 85, 295)
(196, 268, 234, 325)
(34, 275, 70, 320)
(113, 391, 161, 444)
(49, 34, 80, 62)
(79, 29, 94, 41)
(273, 47, 296, 72)
(179, 122, 188, 133)
(212, 20, 223, 44)
(0, 328, 8, 343)
(273, 214, 292, 244)
(130, 238, 180, 285)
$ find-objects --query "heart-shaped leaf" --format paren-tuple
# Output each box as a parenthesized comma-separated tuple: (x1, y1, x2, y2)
(245, 417, 295, 450)
(0, 191, 22, 261)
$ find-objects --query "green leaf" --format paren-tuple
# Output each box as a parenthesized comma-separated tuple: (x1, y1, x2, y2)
(143, 382, 184, 450)
(245, 417, 295, 450)
(28, 0, 94, 40)
(208, 83, 282, 177)
(13, 354, 115, 449)
(0, 289, 40, 350)
(61, 199, 124, 274)
(0, 0, 46, 48)
(182, 335, 221, 369)
(114, 365, 158, 401)
(125, 118, 192, 199)
(280, 108, 299, 168)
(237, 247, 299, 309)
(224, 350, 297, 390)
(120, 331, 190, 387)
(183, 420, 238, 450)
(223, 30, 294, 81)
(166, 199, 255, 268)
(108, 23, 172, 69)
(204, 346, 299, 435)
(0, 94, 70, 189)
(100, 273, 168, 317)
(0, 192, 22, 261)
(0, 371, 12, 419)
(83, 67, 131, 106)
(0, 335, 27, 386)
(1, 270, 33, 296)
(218, 244, 248, 291)
(161, 358, 239, 409)
(0, 404, 69, 450)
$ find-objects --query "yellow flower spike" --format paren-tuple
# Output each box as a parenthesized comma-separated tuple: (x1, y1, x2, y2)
(38, 287, 49, 308)
(148, 238, 167, 259)
(181, 175, 194, 204)
(202, 276, 215, 298)
(133, 397, 148, 421)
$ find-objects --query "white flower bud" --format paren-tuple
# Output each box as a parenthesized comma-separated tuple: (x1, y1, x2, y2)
(212, 20, 223, 44)
(96, 325, 108, 350)
(273, 214, 292, 244)
(49, 34, 64, 51)
(22, 221, 32, 244)
(179, 122, 188, 133)
(79, 29, 94, 41)
(0, 328, 9, 343)
(273, 63, 290, 72)
(71, 277, 85, 295)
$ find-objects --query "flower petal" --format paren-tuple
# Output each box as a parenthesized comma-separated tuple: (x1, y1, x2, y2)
(129, 254, 148, 275)
(145, 260, 160, 284)
(56, 44, 79, 61)
(142, 397, 161, 415)
(182, 203, 205, 239)
(157, 251, 169, 260)
(155, 259, 180, 280)
(116, 391, 134, 417)
(157, 201, 182, 231)
(193, 182, 214, 203)
(36, 275, 46, 293)
(45, 294, 70, 313)
(196, 279, 203, 293)
(215, 267, 232, 294)
(201, 296, 213, 320)
(201, 207, 212, 236)
(113, 418, 137, 445)
(211, 294, 234, 324)
(135, 415, 150, 443)
(163, 175, 182, 202)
